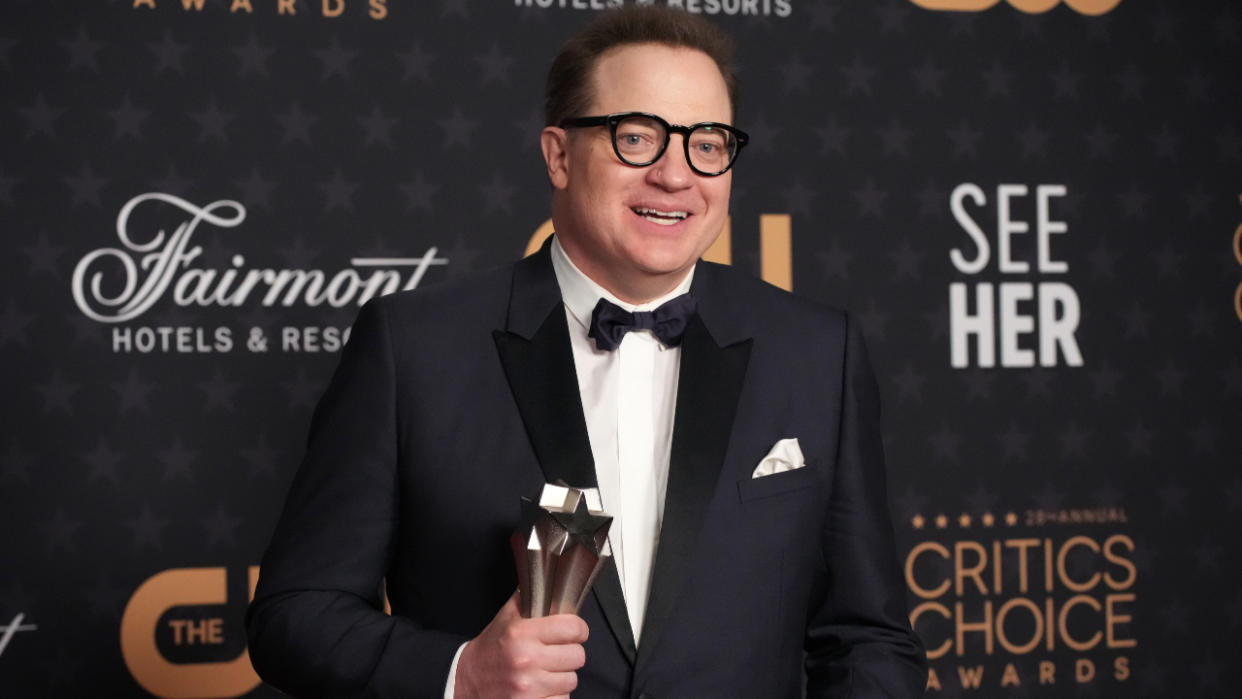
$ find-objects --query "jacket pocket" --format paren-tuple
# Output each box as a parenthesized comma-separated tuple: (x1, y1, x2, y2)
(735, 460, 820, 502)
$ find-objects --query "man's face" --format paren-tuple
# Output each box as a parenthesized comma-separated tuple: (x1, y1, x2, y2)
(542, 43, 733, 303)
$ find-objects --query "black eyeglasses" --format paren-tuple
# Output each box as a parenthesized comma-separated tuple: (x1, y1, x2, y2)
(559, 111, 748, 177)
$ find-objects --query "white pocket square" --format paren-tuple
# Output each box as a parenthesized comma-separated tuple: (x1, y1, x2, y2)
(752, 437, 805, 478)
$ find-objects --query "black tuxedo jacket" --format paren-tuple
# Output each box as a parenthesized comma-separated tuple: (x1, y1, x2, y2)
(247, 244, 926, 698)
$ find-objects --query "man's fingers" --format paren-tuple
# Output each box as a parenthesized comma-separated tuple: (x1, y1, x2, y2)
(539, 642, 586, 672)
(531, 613, 589, 644)
(537, 669, 579, 697)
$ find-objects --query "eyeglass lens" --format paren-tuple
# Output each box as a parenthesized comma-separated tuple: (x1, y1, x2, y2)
(613, 115, 736, 174)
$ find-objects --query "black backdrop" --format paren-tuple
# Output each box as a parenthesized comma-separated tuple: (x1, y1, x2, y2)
(2, 0, 1240, 696)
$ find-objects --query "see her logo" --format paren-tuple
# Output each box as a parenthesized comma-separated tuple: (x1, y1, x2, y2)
(908, 0, 1122, 15)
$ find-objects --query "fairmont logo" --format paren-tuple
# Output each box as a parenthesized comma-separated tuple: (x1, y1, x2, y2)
(0, 613, 37, 658)
(71, 193, 448, 324)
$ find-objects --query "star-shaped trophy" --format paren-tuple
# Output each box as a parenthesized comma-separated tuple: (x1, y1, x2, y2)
(511, 483, 613, 618)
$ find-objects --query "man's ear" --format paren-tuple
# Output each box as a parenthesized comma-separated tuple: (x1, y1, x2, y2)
(540, 126, 570, 190)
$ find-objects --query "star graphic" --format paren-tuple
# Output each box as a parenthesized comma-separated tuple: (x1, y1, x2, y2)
(911, 514, 924, 529)
(232, 33, 274, 77)
(315, 36, 357, 79)
(480, 173, 517, 216)
(82, 438, 124, 485)
(1088, 360, 1121, 398)
(779, 54, 813, 93)
(191, 98, 235, 143)
(1183, 184, 1210, 219)
(1, 441, 35, 483)
(398, 170, 440, 213)
(150, 163, 196, 197)
(274, 102, 317, 146)
(240, 434, 281, 479)
(782, 179, 816, 218)
(1057, 423, 1089, 460)
(890, 363, 926, 403)
(815, 241, 853, 281)
(738, 112, 779, 158)
(318, 169, 360, 212)
(957, 514, 971, 528)
(397, 41, 436, 84)
(0, 167, 19, 207)
(997, 421, 1031, 462)
(878, 119, 912, 157)
(358, 106, 398, 147)
(814, 117, 850, 156)
(112, 367, 156, 414)
(83, 574, 128, 620)
(474, 43, 514, 85)
(1150, 124, 1181, 159)
(1083, 122, 1118, 159)
(893, 486, 929, 522)
(1004, 512, 1018, 526)
(437, 106, 479, 149)
(1016, 122, 1049, 159)
(126, 504, 167, 551)
(911, 58, 946, 96)
(282, 368, 323, 411)
(512, 109, 544, 153)
(1020, 368, 1055, 400)
(203, 504, 243, 547)
(157, 437, 199, 481)
(106, 95, 149, 141)
(1189, 422, 1218, 455)
(928, 424, 961, 463)
(65, 313, 106, 348)
(0, 299, 35, 347)
(947, 120, 982, 159)
(60, 24, 104, 73)
(888, 239, 923, 279)
(198, 368, 241, 412)
(275, 237, 322, 268)
(1050, 62, 1081, 100)
(981, 513, 995, 527)
(1184, 66, 1210, 103)
(850, 178, 887, 218)
(35, 371, 81, 414)
(42, 508, 81, 554)
(807, 1, 841, 31)
(18, 94, 64, 139)
(875, 0, 911, 34)
(959, 369, 995, 401)
(147, 28, 188, 74)
(1116, 184, 1148, 219)
(1117, 64, 1146, 100)
(981, 61, 1013, 97)
(234, 167, 277, 211)
(1086, 239, 1120, 279)
(857, 299, 890, 344)
(1033, 482, 1065, 510)
(63, 163, 108, 208)
(839, 55, 876, 96)
(1151, 243, 1183, 277)
(933, 514, 948, 529)
(1156, 360, 1186, 395)
(1124, 422, 1153, 457)
(1157, 479, 1188, 514)
(1149, 6, 1179, 43)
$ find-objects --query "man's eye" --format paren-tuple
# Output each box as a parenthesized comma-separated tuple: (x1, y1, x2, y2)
(622, 134, 644, 146)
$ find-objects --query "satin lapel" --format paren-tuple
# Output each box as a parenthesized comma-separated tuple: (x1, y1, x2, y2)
(491, 247, 637, 663)
(635, 313, 752, 671)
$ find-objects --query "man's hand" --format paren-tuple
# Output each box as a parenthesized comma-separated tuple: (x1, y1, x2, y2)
(454, 592, 589, 699)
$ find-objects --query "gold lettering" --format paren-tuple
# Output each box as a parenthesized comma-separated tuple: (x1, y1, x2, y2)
(180, 0, 206, 9)
(120, 567, 261, 698)
(1005, 538, 1039, 593)
(955, 600, 993, 656)
(904, 0, 1123, 16)
(323, 0, 345, 17)
(369, 0, 388, 19)
(230, 0, 253, 12)
(278, 0, 296, 14)
(1056, 535, 1101, 592)
(954, 541, 988, 595)
(957, 665, 985, 689)
(703, 217, 731, 264)
(760, 214, 791, 291)
(1039, 659, 1055, 684)
(925, 668, 941, 691)
(1102, 534, 1136, 590)
(133, 0, 156, 8)
(909, 602, 951, 659)
(1113, 656, 1130, 681)
(1000, 662, 1020, 687)
(1105, 593, 1137, 648)
(906, 541, 951, 599)
(995, 597, 1042, 654)
(1075, 658, 1095, 683)
(1057, 594, 1103, 651)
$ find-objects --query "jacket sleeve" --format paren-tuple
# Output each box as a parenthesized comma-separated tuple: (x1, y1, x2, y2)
(804, 314, 928, 697)
(245, 299, 468, 698)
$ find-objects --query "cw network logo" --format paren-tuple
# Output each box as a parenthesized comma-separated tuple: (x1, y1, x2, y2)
(0, 613, 37, 657)
(909, 0, 1121, 15)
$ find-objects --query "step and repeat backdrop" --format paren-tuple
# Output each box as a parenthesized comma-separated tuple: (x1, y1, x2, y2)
(2, 0, 1240, 696)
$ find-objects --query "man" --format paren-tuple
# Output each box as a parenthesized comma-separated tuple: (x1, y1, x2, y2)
(247, 7, 926, 698)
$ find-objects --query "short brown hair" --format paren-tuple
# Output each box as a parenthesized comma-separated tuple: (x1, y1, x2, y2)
(544, 6, 738, 127)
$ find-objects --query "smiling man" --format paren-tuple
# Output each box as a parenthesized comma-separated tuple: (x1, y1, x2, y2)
(248, 7, 925, 699)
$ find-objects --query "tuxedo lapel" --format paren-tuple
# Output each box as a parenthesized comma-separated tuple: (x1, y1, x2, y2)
(636, 270, 753, 671)
(491, 246, 637, 663)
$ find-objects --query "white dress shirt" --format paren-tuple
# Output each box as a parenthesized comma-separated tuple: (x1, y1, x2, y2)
(445, 238, 690, 697)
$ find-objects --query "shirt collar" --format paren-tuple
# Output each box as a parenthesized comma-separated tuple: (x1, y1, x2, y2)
(550, 235, 695, 332)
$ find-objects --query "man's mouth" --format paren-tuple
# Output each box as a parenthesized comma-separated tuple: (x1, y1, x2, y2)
(632, 207, 689, 226)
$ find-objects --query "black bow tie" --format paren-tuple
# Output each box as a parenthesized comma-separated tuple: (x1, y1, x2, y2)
(587, 293, 697, 351)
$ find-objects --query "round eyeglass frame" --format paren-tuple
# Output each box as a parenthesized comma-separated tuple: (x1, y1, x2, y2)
(559, 111, 749, 177)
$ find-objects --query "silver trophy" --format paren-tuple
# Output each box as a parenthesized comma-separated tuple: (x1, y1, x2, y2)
(511, 484, 613, 618)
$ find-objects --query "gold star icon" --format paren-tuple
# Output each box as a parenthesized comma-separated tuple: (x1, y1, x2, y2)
(912, 514, 925, 529)
(1005, 511, 1019, 526)
(958, 513, 972, 528)
(982, 512, 995, 527)
(934, 514, 948, 529)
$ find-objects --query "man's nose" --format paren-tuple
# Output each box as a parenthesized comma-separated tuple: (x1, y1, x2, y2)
(645, 135, 694, 190)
